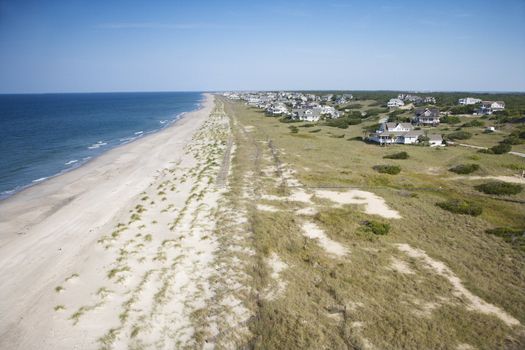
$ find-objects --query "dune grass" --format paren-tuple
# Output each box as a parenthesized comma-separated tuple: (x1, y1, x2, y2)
(220, 97, 525, 349)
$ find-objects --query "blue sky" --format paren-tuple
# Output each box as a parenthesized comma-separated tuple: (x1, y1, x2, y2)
(0, 0, 524, 93)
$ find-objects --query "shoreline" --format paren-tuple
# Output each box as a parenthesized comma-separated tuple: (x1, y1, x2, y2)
(0, 93, 217, 348)
(0, 95, 206, 201)
(0, 94, 212, 240)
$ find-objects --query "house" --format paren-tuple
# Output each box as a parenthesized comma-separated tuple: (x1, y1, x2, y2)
(414, 108, 440, 126)
(428, 134, 444, 147)
(266, 103, 289, 116)
(387, 98, 405, 108)
(458, 97, 481, 105)
(292, 108, 321, 122)
(368, 122, 423, 145)
(423, 96, 436, 104)
(397, 94, 435, 105)
(291, 105, 340, 122)
(478, 101, 505, 115)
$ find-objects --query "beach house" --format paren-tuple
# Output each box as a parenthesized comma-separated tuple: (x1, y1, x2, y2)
(478, 101, 505, 115)
(368, 122, 423, 145)
(387, 98, 405, 108)
(413, 108, 441, 126)
(459, 97, 481, 105)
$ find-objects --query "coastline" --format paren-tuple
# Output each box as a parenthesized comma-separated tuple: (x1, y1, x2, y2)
(0, 94, 205, 201)
(0, 93, 217, 348)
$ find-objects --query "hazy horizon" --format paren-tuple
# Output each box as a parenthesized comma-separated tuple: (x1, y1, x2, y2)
(1, 0, 524, 93)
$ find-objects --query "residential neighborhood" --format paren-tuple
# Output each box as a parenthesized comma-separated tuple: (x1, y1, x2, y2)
(222, 91, 513, 148)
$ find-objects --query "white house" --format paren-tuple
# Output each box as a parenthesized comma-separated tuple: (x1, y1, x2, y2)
(479, 101, 505, 115)
(266, 103, 289, 116)
(387, 98, 405, 108)
(368, 122, 423, 145)
(458, 97, 481, 105)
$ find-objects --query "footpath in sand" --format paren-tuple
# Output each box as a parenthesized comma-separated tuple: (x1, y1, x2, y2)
(0, 96, 251, 349)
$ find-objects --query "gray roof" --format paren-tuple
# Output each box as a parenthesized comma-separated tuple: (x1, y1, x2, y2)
(415, 108, 440, 118)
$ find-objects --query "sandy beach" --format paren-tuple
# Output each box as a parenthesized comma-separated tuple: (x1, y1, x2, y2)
(0, 94, 250, 349)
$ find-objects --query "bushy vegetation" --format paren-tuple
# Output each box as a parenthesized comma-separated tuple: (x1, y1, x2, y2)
(441, 115, 461, 124)
(372, 164, 401, 175)
(448, 163, 480, 174)
(289, 125, 299, 134)
(462, 119, 485, 127)
(446, 131, 472, 140)
(364, 108, 388, 117)
(362, 220, 390, 235)
(491, 143, 512, 154)
(436, 199, 482, 216)
(486, 227, 525, 252)
(325, 115, 363, 129)
(474, 181, 523, 196)
(383, 151, 409, 160)
(449, 105, 478, 115)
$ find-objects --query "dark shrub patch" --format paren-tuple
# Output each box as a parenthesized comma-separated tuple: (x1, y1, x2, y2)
(383, 152, 409, 160)
(446, 131, 472, 140)
(362, 220, 390, 235)
(289, 126, 299, 134)
(436, 199, 482, 216)
(441, 115, 461, 124)
(486, 227, 525, 251)
(491, 143, 512, 154)
(501, 136, 523, 145)
(448, 164, 480, 174)
(462, 120, 484, 127)
(325, 118, 348, 129)
(474, 181, 522, 195)
(373, 165, 401, 175)
(309, 129, 322, 133)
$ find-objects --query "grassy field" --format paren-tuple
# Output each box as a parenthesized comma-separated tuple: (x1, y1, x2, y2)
(220, 96, 525, 349)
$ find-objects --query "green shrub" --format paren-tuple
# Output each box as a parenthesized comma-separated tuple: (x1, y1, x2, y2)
(501, 136, 523, 145)
(309, 129, 322, 133)
(446, 131, 472, 140)
(486, 227, 525, 251)
(441, 115, 461, 124)
(436, 199, 482, 216)
(448, 163, 480, 174)
(474, 181, 522, 195)
(462, 120, 485, 127)
(289, 126, 299, 134)
(383, 151, 409, 160)
(373, 165, 401, 175)
(362, 220, 390, 235)
(491, 143, 512, 154)
(325, 118, 348, 129)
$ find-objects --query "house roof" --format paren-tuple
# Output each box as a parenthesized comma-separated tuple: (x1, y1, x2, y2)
(385, 122, 412, 130)
(415, 108, 440, 118)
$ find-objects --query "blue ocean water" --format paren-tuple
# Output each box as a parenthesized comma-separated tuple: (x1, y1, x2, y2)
(0, 92, 203, 199)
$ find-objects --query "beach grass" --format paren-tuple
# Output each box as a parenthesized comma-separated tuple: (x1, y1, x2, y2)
(220, 96, 525, 349)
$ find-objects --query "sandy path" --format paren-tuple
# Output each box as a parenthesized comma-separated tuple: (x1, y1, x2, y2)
(396, 243, 520, 327)
(0, 94, 249, 349)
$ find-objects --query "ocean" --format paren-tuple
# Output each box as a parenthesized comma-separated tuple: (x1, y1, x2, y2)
(0, 92, 203, 199)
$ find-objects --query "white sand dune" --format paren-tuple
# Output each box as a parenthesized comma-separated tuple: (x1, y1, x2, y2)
(314, 189, 401, 219)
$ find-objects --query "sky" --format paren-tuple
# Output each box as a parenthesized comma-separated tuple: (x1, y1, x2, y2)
(0, 0, 524, 93)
